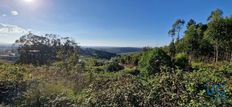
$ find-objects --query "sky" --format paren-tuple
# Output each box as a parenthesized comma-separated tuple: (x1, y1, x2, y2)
(0, 0, 232, 47)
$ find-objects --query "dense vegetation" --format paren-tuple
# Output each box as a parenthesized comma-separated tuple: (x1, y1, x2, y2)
(0, 9, 232, 107)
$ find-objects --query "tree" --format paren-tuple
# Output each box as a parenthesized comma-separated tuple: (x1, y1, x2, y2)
(207, 9, 223, 22)
(222, 16, 232, 62)
(168, 19, 185, 59)
(168, 19, 185, 41)
(205, 9, 224, 63)
(184, 20, 198, 62)
(15, 33, 57, 65)
(56, 37, 80, 71)
(187, 19, 196, 29)
(168, 40, 176, 59)
(15, 33, 80, 66)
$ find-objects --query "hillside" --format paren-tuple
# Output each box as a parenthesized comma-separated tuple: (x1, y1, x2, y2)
(0, 45, 117, 60)
(80, 48, 117, 59)
(83, 46, 142, 54)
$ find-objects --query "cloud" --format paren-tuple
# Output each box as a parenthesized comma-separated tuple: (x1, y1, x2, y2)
(11, 11, 19, 16)
(0, 23, 27, 34)
(0, 23, 28, 44)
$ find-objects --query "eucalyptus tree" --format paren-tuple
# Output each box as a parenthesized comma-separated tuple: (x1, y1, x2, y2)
(15, 33, 79, 66)
(15, 33, 56, 65)
(184, 23, 198, 62)
(205, 9, 224, 63)
(168, 19, 185, 59)
(186, 19, 196, 29)
(223, 16, 232, 62)
(168, 19, 185, 41)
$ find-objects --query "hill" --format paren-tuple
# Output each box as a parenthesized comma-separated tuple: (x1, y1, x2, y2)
(80, 48, 117, 59)
(83, 46, 142, 54)
(0, 44, 117, 60)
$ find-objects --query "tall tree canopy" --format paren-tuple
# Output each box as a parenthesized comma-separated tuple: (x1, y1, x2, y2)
(15, 33, 79, 65)
(205, 9, 224, 63)
(168, 19, 185, 41)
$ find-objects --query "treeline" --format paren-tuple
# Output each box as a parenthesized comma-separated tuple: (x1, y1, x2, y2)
(166, 9, 232, 63)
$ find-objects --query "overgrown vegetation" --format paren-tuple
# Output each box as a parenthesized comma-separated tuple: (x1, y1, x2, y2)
(0, 9, 232, 106)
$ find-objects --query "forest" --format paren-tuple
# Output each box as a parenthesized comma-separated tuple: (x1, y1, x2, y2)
(0, 9, 232, 107)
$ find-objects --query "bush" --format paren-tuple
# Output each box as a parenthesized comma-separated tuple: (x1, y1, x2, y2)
(0, 64, 30, 105)
(80, 76, 147, 106)
(19, 81, 77, 107)
(175, 53, 190, 70)
(127, 69, 140, 76)
(106, 62, 124, 72)
(139, 48, 172, 75)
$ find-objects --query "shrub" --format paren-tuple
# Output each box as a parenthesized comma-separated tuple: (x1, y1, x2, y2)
(175, 53, 190, 70)
(139, 48, 172, 75)
(127, 69, 140, 76)
(81, 76, 147, 106)
(0, 64, 30, 105)
(106, 62, 124, 72)
(19, 80, 77, 107)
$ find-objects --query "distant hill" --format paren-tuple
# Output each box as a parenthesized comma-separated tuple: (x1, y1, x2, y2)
(0, 44, 139, 60)
(80, 48, 117, 59)
(0, 44, 12, 49)
(82, 47, 142, 55)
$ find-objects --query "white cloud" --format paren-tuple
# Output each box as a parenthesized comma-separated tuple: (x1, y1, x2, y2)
(0, 23, 27, 34)
(0, 23, 28, 44)
(11, 11, 19, 16)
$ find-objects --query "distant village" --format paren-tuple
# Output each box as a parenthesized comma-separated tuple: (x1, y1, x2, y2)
(0, 48, 17, 61)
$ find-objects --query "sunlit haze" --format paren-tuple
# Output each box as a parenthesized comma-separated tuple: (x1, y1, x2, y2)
(24, 0, 34, 3)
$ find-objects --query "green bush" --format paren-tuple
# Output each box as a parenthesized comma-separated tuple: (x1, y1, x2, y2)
(80, 75, 147, 106)
(126, 69, 140, 76)
(19, 81, 77, 107)
(0, 64, 30, 105)
(119, 53, 141, 66)
(106, 62, 124, 72)
(175, 53, 190, 70)
(139, 48, 172, 75)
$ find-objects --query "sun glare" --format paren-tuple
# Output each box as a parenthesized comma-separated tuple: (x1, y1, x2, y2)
(24, 0, 34, 3)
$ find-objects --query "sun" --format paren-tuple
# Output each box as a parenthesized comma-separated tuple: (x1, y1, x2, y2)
(24, 0, 34, 3)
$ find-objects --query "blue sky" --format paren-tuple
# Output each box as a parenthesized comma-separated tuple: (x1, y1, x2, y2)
(0, 0, 232, 47)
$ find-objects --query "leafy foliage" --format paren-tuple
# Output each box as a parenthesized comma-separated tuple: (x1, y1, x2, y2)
(15, 33, 79, 66)
(175, 53, 190, 70)
(139, 48, 172, 75)
(0, 64, 29, 105)
(106, 62, 124, 72)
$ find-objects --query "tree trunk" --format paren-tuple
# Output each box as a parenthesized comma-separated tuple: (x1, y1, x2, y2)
(178, 29, 180, 38)
(230, 52, 232, 63)
(215, 44, 219, 64)
(189, 55, 192, 63)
